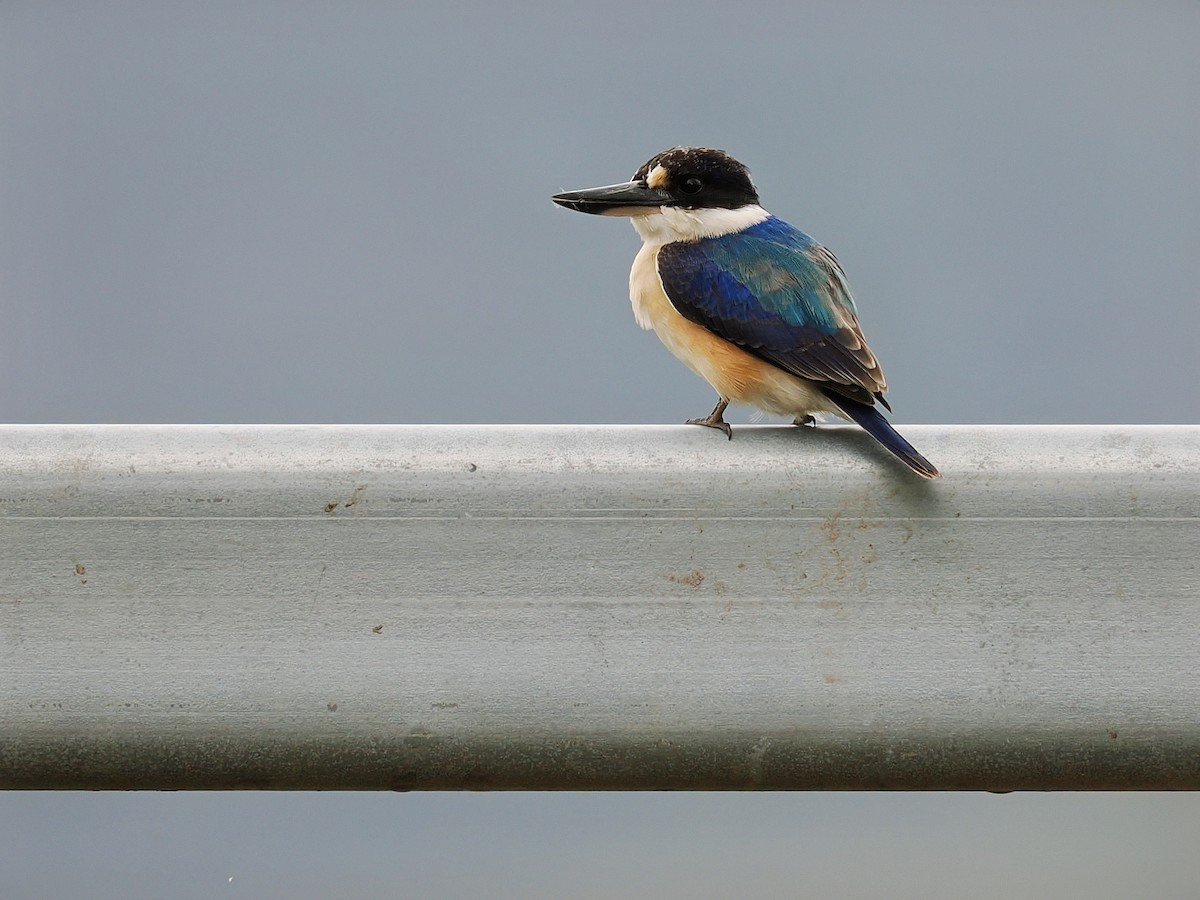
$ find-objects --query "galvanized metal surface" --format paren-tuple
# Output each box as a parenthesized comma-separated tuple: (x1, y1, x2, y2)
(1, 424, 1198, 789)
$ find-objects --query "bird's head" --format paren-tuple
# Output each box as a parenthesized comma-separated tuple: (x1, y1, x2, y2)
(552, 147, 767, 243)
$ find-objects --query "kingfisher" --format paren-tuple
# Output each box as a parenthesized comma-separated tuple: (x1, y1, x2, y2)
(552, 146, 939, 479)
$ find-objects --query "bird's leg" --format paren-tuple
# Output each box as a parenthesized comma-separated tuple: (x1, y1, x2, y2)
(792, 414, 816, 427)
(686, 397, 733, 440)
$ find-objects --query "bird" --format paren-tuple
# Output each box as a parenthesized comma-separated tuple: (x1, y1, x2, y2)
(551, 146, 939, 479)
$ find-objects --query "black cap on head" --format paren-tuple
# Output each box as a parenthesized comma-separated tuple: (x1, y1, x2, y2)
(552, 147, 759, 215)
(633, 147, 759, 209)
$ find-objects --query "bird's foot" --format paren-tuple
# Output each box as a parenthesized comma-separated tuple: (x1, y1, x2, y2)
(686, 415, 733, 439)
(687, 398, 732, 439)
(792, 415, 816, 427)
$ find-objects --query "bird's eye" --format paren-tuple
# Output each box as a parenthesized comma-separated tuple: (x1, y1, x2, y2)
(681, 176, 704, 194)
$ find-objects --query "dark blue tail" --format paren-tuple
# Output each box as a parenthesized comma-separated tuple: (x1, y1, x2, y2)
(824, 392, 940, 479)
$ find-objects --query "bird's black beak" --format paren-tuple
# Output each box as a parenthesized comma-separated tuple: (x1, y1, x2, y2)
(552, 180, 674, 216)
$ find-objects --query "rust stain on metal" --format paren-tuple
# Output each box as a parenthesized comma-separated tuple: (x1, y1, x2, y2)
(820, 512, 841, 544)
(669, 570, 705, 589)
(325, 484, 368, 513)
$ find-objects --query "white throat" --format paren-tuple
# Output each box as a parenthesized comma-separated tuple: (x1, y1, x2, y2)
(631, 204, 770, 245)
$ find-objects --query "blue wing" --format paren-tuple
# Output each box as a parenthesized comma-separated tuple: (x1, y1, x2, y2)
(656, 216, 888, 406)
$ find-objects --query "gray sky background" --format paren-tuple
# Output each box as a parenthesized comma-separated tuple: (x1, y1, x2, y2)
(3, 1, 1199, 896)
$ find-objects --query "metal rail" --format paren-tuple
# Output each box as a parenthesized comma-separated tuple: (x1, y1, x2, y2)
(1, 425, 1197, 789)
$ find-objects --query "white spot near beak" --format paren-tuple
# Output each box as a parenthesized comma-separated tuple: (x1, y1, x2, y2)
(645, 164, 669, 190)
